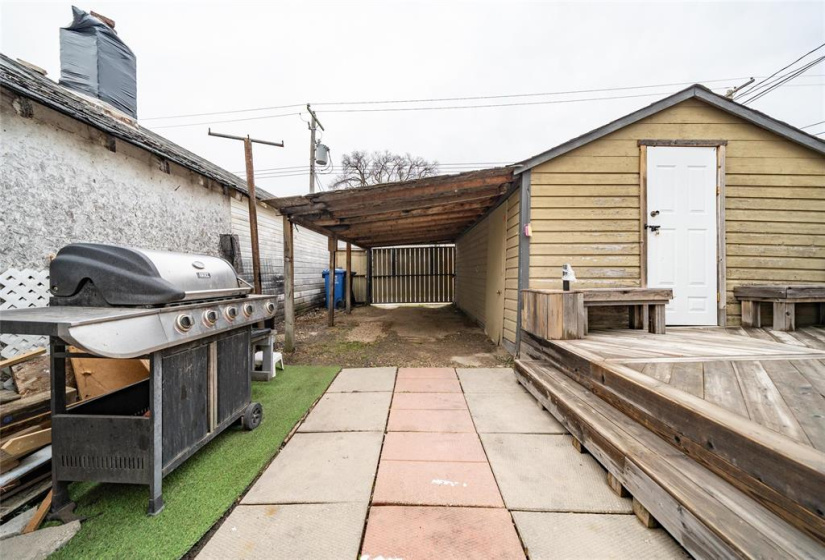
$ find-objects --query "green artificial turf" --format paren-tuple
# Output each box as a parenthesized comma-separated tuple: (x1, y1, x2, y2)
(50, 365, 339, 560)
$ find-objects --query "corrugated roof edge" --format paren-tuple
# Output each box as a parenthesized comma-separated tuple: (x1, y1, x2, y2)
(0, 53, 278, 201)
(514, 84, 825, 172)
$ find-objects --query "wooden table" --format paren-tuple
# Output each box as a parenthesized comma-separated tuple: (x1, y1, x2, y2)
(735, 284, 825, 331)
(521, 288, 673, 341)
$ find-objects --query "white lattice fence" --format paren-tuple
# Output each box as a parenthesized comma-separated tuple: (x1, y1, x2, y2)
(1, 268, 50, 358)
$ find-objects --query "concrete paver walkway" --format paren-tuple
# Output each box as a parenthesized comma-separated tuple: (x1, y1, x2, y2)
(199, 367, 688, 559)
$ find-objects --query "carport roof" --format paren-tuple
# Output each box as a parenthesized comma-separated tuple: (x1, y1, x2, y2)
(264, 167, 515, 248)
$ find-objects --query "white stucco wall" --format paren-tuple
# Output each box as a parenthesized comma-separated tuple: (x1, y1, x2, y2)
(0, 89, 231, 271)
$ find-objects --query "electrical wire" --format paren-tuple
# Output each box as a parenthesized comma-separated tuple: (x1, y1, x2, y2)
(801, 120, 825, 129)
(142, 77, 753, 122)
(738, 57, 824, 103)
(734, 43, 825, 99)
(149, 111, 304, 129)
(741, 57, 825, 104)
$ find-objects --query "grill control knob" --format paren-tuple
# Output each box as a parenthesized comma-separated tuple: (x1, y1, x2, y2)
(203, 309, 218, 326)
(243, 303, 254, 317)
(265, 301, 276, 315)
(225, 306, 239, 321)
(176, 314, 194, 332)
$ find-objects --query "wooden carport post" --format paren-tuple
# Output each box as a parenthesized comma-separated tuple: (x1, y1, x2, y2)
(366, 249, 373, 304)
(345, 242, 352, 314)
(283, 216, 295, 352)
(328, 236, 336, 326)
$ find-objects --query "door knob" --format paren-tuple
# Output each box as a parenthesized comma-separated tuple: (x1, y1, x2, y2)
(650, 210, 660, 217)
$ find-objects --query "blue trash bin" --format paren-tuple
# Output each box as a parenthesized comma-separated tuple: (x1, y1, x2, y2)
(322, 268, 346, 309)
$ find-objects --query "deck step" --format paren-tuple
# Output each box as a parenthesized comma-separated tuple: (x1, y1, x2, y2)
(515, 358, 825, 560)
(519, 331, 825, 543)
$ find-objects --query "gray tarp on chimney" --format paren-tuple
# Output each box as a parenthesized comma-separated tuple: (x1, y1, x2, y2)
(59, 6, 137, 118)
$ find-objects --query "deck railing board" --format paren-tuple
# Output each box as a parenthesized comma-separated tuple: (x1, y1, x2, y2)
(520, 329, 825, 544)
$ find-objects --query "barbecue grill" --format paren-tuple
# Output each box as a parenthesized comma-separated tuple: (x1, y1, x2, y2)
(0, 243, 278, 516)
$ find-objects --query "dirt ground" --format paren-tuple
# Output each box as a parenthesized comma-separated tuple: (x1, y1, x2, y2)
(281, 304, 512, 368)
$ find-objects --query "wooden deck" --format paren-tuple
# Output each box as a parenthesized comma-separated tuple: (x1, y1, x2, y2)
(555, 326, 825, 451)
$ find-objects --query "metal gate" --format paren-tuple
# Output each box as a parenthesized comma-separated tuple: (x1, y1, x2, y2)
(371, 246, 455, 304)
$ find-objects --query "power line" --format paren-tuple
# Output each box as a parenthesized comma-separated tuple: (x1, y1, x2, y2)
(739, 57, 824, 103)
(143, 103, 305, 121)
(149, 112, 303, 129)
(741, 57, 825, 104)
(802, 120, 825, 129)
(735, 43, 825, 100)
(315, 89, 730, 114)
(142, 76, 756, 123)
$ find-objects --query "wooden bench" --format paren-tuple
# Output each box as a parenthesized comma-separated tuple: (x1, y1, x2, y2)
(582, 288, 672, 335)
(735, 285, 825, 331)
(521, 288, 672, 340)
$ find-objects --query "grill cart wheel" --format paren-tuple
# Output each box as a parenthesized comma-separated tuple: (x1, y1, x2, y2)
(243, 402, 263, 431)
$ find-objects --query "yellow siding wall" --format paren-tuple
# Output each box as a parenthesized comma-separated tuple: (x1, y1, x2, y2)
(455, 215, 489, 326)
(455, 189, 521, 345)
(335, 249, 368, 303)
(503, 191, 521, 345)
(529, 98, 825, 324)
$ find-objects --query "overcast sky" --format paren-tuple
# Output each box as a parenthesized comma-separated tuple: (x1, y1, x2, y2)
(2, 1, 823, 196)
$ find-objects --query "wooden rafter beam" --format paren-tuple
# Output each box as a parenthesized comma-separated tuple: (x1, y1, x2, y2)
(329, 210, 484, 234)
(264, 167, 513, 216)
(312, 200, 494, 227)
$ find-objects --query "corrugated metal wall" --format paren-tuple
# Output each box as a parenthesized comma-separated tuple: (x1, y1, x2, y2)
(371, 246, 455, 304)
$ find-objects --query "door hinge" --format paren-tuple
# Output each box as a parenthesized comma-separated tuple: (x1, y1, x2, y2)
(717, 292, 720, 302)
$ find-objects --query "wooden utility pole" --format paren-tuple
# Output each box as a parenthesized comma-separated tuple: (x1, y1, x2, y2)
(307, 104, 324, 194)
(328, 236, 336, 327)
(208, 129, 283, 294)
(283, 217, 295, 352)
(345, 242, 352, 314)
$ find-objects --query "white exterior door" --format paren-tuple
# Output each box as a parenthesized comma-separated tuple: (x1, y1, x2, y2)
(647, 147, 717, 325)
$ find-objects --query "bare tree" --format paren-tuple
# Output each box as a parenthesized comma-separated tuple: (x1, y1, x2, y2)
(332, 150, 439, 189)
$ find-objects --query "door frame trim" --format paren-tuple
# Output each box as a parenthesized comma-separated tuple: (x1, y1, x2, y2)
(639, 141, 727, 326)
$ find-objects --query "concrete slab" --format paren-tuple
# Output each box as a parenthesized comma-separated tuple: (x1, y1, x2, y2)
(457, 368, 525, 393)
(512, 512, 690, 559)
(243, 432, 382, 504)
(381, 432, 487, 463)
(298, 392, 391, 432)
(372, 460, 504, 507)
(1, 521, 80, 560)
(327, 367, 397, 392)
(197, 503, 368, 560)
(386, 409, 475, 432)
(481, 434, 632, 513)
(465, 391, 566, 434)
(391, 393, 467, 410)
(394, 378, 462, 393)
(397, 367, 457, 379)
(0, 508, 35, 540)
(361, 506, 525, 560)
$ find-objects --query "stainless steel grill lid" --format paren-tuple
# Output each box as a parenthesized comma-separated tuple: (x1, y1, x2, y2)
(50, 243, 251, 306)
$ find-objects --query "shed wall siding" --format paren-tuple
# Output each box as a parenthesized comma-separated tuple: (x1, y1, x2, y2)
(455, 214, 489, 326)
(454, 189, 521, 345)
(529, 99, 825, 324)
(503, 190, 521, 345)
(230, 197, 328, 312)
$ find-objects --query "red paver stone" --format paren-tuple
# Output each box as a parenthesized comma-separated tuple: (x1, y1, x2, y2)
(361, 506, 525, 560)
(381, 432, 487, 462)
(391, 393, 467, 410)
(372, 460, 504, 507)
(397, 367, 457, 380)
(387, 409, 475, 432)
(394, 378, 462, 393)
